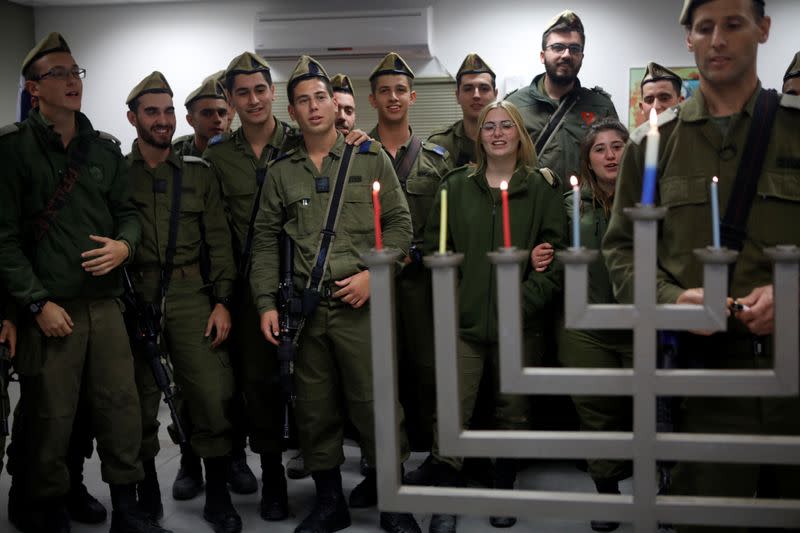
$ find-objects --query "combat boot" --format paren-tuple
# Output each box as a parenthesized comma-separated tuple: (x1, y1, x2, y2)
(295, 467, 351, 533)
(109, 483, 173, 533)
(136, 458, 164, 522)
(259, 452, 288, 521)
(227, 448, 257, 494)
(286, 450, 310, 479)
(203, 456, 243, 533)
(348, 467, 377, 508)
(489, 459, 517, 528)
(590, 479, 620, 532)
(65, 454, 107, 524)
(429, 513, 456, 533)
(14, 498, 71, 533)
(403, 454, 439, 486)
(429, 463, 460, 533)
(380, 511, 422, 533)
(172, 444, 204, 501)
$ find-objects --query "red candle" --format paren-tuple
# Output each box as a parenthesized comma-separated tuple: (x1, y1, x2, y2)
(500, 180, 511, 248)
(372, 181, 383, 250)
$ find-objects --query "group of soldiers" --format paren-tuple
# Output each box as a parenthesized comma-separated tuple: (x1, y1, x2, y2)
(0, 1, 799, 533)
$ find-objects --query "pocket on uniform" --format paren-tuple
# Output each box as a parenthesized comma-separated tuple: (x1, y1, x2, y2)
(342, 183, 372, 234)
(284, 182, 314, 235)
(659, 174, 708, 208)
(15, 324, 45, 376)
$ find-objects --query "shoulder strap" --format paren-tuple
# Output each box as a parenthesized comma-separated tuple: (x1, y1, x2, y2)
(720, 89, 781, 254)
(535, 91, 578, 156)
(239, 146, 276, 278)
(160, 165, 183, 300)
(394, 135, 423, 188)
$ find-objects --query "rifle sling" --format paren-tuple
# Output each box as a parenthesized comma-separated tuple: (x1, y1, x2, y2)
(239, 146, 276, 278)
(394, 135, 423, 189)
(160, 165, 183, 301)
(535, 91, 578, 157)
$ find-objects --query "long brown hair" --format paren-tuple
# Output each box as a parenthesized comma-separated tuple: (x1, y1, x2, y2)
(472, 101, 536, 177)
(578, 117, 629, 218)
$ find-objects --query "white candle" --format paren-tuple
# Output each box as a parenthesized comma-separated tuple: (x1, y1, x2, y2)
(710, 176, 721, 249)
(570, 175, 580, 248)
(641, 108, 659, 205)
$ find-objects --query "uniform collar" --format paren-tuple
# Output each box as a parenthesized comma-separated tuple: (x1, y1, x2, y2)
(233, 115, 287, 154)
(291, 131, 345, 162)
(679, 81, 763, 123)
(29, 108, 94, 146)
(130, 139, 182, 168)
(532, 72, 583, 102)
(469, 165, 529, 194)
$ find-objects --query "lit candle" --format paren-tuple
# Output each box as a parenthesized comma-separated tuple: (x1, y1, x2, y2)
(570, 175, 580, 248)
(500, 180, 511, 248)
(640, 108, 660, 205)
(438, 188, 447, 255)
(372, 181, 383, 251)
(710, 176, 720, 249)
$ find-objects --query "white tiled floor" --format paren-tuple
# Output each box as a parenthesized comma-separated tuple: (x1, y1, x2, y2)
(0, 382, 635, 532)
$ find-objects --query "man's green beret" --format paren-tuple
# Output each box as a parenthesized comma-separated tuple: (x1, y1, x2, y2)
(680, 0, 765, 25)
(369, 52, 414, 82)
(287, 55, 330, 97)
(641, 62, 682, 88)
(331, 73, 355, 97)
(456, 53, 495, 81)
(185, 76, 226, 108)
(784, 52, 800, 82)
(126, 71, 172, 106)
(22, 32, 71, 75)
(224, 52, 270, 80)
(543, 10, 585, 38)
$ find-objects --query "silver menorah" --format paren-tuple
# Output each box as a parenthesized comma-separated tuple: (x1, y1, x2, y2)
(362, 205, 800, 531)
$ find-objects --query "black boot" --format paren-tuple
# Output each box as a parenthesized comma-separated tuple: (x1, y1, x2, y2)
(136, 458, 164, 522)
(172, 443, 204, 501)
(429, 463, 459, 533)
(380, 511, 421, 533)
(13, 497, 70, 533)
(489, 459, 517, 528)
(403, 454, 439, 486)
(295, 467, 351, 533)
(203, 456, 243, 533)
(109, 483, 172, 533)
(66, 454, 107, 524)
(429, 513, 456, 533)
(349, 467, 377, 508)
(259, 452, 288, 521)
(590, 479, 620, 532)
(227, 448, 257, 494)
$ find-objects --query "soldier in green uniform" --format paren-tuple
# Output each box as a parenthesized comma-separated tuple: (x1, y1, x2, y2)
(423, 100, 566, 532)
(639, 62, 684, 120)
(250, 55, 419, 533)
(124, 71, 241, 533)
(0, 32, 171, 533)
(428, 53, 498, 169)
(174, 74, 230, 157)
(603, 1, 800, 531)
(505, 10, 618, 192)
(331, 73, 357, 136)
(367, 52, 450, 461)
(783, 52, 800, 94)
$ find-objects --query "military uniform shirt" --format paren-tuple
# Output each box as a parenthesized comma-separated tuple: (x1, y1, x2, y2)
(428, 119, 475, 169)
(173, 134, 202, 157)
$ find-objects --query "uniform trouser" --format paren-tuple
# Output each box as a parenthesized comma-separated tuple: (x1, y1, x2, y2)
(670, 335, 800, 533)
(432, 334, 542, 471)
(0, 378, 8, 474)
(396, 263, 436, 451)
(558, 328, 633, 483)
(16, 298, 143, 501)
(135, 279, 234, 460)
(294, 298, 410, 472)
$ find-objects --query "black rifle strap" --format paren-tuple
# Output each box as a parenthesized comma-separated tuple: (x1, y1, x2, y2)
(307, 143, 356, 293)
(535, 91, 578, 157)
(33, 135, 91, 242)
(720, 89, 781, 282)
(239, 146, 276, 277)
(393, 135, 423, 189)
(160, 165, 183, 301)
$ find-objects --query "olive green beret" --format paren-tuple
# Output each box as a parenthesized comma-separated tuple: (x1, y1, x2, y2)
(370, 52, 414, 81)
(224, 52, 270, 80)
(784, 52, 800, 82)
(126, 71, 172, 105)
(331, 73, 354, 96)
(185, 76, 226, 108)
(641, 62, 682, 87)
(456, 53, 495, 81)
(204, 70, 225, 86)
(543, 10, 584, 37)
(680, 0, 764, 25)
(287, 55, 329, 96)
(22, 32, 71, 75)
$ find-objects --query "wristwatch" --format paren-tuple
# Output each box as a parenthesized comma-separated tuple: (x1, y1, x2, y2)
(215, 296, 232, 310)
(29, 299, 48, 316)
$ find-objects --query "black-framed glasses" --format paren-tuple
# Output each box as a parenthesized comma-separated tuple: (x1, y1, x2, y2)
(481, 120, 515, 133)
(544, 43, 583, 55)
(34, 67, 86, 81)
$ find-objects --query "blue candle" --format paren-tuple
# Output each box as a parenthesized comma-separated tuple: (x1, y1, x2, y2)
(570, 176, 580, 248)
(710, 176, 721, 248)
(640, 108, 660, 205)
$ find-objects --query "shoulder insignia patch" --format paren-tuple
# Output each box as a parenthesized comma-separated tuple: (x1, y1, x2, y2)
(424, 143, 447, 158)
(272, 148, 297, 165)
(590, 85, 612, 98)
(539, 167, 559, 188)
(0, 123, 20, 137)
(780, 93, 800, 111)
(182, 155, 210, 167)
(357, 140, 377, 154)
(208, 132, 229, 146)
(97, 130, 121, 146)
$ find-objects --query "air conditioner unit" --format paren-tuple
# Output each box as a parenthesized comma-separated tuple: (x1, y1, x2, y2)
(254, 8, 432, 60)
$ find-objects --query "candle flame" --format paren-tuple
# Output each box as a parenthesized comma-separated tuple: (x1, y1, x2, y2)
(372, 180, 380, 192)
(500, 180, 508, 191)
(712, 176, 718, 184)
(570, 175, 578, 187)
(649, 107, 658, 128)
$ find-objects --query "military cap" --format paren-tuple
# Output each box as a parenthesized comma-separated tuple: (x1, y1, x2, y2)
(331, 73, 355, 96)
(22, 32, 71, 75)
(369, 52, 415, 81)
(543, 10, 585, 38)
(457, 53, 495, 81)
(204, 70, 226, 86)
(680, 0, 764, 25)
(784, 52, 800, 82)
(224, 52, 270, 79)
(287, 55, 330, 96)
(185, 76, 226, 108)
(640, 62, 682, 87)
(126, 71, 172, 105)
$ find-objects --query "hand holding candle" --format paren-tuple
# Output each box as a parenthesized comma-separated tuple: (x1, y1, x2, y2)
(570, 175, 580, 248)
(438, 188, 448, 255)
(710, 176, 720, 249)
(500, 180, 511, 249)
(641, 108, 660, 205)
(372, 181, 383, 251)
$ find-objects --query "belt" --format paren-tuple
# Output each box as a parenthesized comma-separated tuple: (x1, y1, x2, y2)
(134, 262, 202, 281)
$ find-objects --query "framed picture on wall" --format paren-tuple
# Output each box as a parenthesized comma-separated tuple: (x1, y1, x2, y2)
(628, 66, 700, 129)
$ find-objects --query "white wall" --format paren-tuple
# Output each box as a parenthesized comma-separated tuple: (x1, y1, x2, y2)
(0, 0, 33, 123)
(33, 0, 800, 149)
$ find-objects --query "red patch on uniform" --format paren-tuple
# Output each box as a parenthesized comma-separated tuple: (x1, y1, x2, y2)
(581, 112, 596, 126)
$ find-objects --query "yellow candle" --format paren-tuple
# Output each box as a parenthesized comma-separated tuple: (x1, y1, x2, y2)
(439, 188, 447, 254)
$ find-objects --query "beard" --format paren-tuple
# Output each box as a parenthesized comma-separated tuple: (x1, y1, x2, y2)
(544, 56, 582, 86)
(138, 127, 173, 149)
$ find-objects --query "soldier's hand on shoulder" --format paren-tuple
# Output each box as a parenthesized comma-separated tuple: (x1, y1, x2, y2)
(734, 284, 774, 336)
(344, 129, 371, 147)
(206, 303, 232, 348)
(260, 309, 280, 346)
(80, 235, 130, 276)
(0, 320, 17, 358)
(36, 302, 74, 338)
(333, 270, 370, 309)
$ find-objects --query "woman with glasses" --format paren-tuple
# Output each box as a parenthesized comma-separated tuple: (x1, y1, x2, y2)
(419, 100, 567, 532)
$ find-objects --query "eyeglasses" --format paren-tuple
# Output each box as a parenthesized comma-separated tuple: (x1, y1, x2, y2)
(544, 43, 584, 55)
(481, 120, 515, 133)
(34, 67, 86, 81)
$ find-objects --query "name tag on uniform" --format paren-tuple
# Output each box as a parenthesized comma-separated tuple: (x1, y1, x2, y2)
(315, 176, 330, 193)
(153, 179, 168, 193)
(349, 175, 362, 183)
